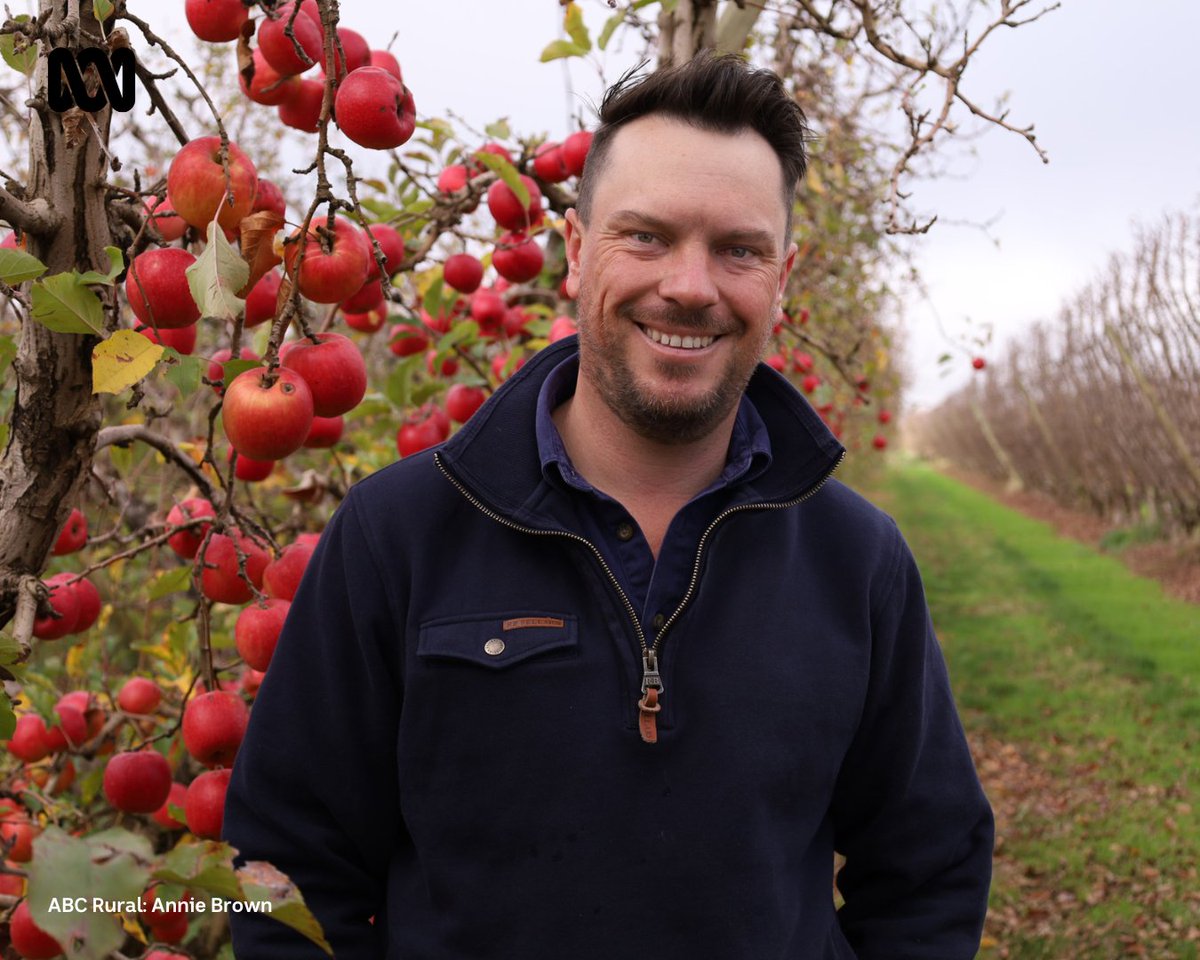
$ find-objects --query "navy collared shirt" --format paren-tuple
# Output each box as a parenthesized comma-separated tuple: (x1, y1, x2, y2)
(534, 354, 773, 624)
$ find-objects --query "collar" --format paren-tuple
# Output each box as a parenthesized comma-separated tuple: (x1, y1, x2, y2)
(437, 336, 845, 526)
(533, 353, 773, 495)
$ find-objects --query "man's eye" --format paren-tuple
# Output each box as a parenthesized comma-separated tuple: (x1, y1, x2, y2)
(631, 232, 657, 244)
(727, 246, 752, 259)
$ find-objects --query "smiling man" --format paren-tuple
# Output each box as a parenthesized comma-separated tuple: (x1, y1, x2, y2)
(225, 54, 994, 960)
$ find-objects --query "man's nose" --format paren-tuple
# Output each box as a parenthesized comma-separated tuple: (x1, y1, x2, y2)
(657, 243, 719, 310)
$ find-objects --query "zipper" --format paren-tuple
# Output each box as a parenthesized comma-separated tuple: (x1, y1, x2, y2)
(434, 447, 845, 742)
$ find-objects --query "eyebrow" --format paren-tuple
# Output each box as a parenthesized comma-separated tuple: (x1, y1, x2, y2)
(605, 209, 781, 254)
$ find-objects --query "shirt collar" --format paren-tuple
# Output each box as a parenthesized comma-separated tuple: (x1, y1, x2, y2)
(534, 354, 773, 496)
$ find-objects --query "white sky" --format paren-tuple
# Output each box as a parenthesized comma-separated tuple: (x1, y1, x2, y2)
(113, 1, 1200, 410)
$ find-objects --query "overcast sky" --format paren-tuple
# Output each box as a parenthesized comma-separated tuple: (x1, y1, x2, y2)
(118, 1, 1200, 410)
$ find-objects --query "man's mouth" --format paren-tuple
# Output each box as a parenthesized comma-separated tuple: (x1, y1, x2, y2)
(638, 323, 719, 351)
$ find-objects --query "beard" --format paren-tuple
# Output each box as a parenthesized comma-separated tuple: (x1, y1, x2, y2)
(574, 292, 770, 445)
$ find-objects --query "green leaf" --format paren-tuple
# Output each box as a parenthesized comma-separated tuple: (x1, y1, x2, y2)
(384, 354, 422, 409)
(30, 274, 105, 335)
(484, 119, 511, 141)
(187, 221, 249, 322)
(148, 565, 194, 601)
(0, 16, 37, 76)
(26, 827, 153, 960)
(539, 39, 589, 63)
(162, 351, 206, 397)
(422, 277, 445, 319)
(0, 691, 14, 740)
(0, 631, 21, 667)
(0, 248, 47, 285)
(937, 353, 953, 364)
(154, 838, 245, 902)
(598, 12, 623, 50)
(471, 151, 528, 206)
(76, 246, 125, 285)
(0, 334, 16, 379)
(92, 329, 163, 395)
(238, 860, 333, 955)
(359, 197, 403, 221)
(93, 0, 115, 20)
(220, 358, 261, 389)
(434, 319, 479, 355)
(564, 3, 592, 51)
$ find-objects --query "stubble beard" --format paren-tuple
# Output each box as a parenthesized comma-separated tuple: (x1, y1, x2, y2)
(575, 291, 771, 445)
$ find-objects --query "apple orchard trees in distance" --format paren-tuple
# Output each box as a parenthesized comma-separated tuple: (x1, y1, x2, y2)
(0, 0, 1053, 956)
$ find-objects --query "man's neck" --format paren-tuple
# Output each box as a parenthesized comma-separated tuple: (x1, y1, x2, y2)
(551, 376, 737, 512)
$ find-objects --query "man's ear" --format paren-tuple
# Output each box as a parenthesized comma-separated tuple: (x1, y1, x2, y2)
(777, 240, 798, 302)
(564, 208, 584, 300)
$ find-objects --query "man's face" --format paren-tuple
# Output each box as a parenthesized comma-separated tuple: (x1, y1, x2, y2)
(564, 114, 797, 444)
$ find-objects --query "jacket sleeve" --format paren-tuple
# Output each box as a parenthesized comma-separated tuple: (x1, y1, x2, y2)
(223, 489, 403, 959)
(831, 523, 993, 959)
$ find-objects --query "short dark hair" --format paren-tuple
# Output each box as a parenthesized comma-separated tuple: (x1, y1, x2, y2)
(574, 52, 810, 239)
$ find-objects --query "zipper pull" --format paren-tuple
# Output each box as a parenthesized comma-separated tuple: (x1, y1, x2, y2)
(638, 650, 663, 744)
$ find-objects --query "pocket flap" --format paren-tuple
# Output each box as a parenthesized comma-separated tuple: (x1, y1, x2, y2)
(417, 612, 577, 669)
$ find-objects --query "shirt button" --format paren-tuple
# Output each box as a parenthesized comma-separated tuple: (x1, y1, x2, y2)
(651, 613, 665, 630)
(616, 522, 635, 542)
(484, 638, 506, 656)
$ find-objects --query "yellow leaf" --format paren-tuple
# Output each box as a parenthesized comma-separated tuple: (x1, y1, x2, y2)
(121, 914, 147, 945)
(805, 167, 826, 196)
(93, 330, 163, 394)
(65, 643, 86, 679)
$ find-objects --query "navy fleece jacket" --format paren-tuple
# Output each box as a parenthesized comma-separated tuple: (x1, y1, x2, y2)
(223, 335, 993, 959)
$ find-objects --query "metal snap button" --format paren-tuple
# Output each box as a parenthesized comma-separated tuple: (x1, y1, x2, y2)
(484, 638, 505, 656)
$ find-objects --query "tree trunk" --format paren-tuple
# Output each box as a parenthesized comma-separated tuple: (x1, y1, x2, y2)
(657, 0, 720, 69)
(0, 0, 113, 630)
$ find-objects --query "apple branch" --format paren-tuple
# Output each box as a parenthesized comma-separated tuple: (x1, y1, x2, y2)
(0, 184, 62, 238)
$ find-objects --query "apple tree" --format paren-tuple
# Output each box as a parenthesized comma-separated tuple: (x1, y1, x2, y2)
(0, 2, 1051, 957)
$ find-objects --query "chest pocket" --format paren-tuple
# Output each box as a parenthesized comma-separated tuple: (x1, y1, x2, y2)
(417, 611, 578, 670)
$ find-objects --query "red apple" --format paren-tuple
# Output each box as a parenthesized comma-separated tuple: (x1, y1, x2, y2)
(195, 529, 270, 605)
(137, 322, 197, 354)
(548, 315, 577, 342)
(45, 571, 100, 634)
(474, 142, 513, 167)
(182, 691, 248, 767)
(167, 136, 257, 232)
(229, 445, 276, 483)
(166, 497, 216, 559)
(444, 253, 483, 294)
(363, 223, 405, 278)
(304, 414, 344, 448)
(972, 356, 987, 370)
(445, 384, 486, 424)
(425, 349, 458, 378)
(335, 67, 415, 150)
(491, 350, 526, 382)
(470, 288, 507, 336)
(125, 248, 200, 329)
(396, 406, 451, 457)
(151, 781, 189, 830)
(236, 597, 291, 671)
(32, 577, 79, 640)
(278, 77, 325, 133)
(329, 27, 372, 77)
(280, 332, 367, 417)
(344, 303, 388, 333)
(262, 541, 315, 600)
(9, 900, 63, 960)
(492, 232, 544, 284)
(240, 48, 301, 106)
(284, 215, 372, 304)
(52, 507, 87, 555)
(185, 767, 232, 839)
(533, 142, 571, 183)
(145, 195, 187, 242)
(369, 48, 402, 81)
(184, 0, 249, 43)
(118, 677, 162, 715)
(252, 178, 287, 218)
(222, 366, 314, 460)
(7, 713, 51, 763)
(208, 346, 261, 395)
(258, 2, 322, 76)
(388, 322, 429, 357)
(340, 277, 387, 314)
(437, 164, 469, 195)
(244, 268, 283, 328)
(878, 409, 893, 424)
(562, 129, 593, 177)
(104, 749, 173, 814)
(487, 175, 543, 232)
(801, 374, 820, 394)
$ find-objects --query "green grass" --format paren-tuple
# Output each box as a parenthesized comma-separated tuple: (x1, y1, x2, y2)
(868, 460, 1200, 959)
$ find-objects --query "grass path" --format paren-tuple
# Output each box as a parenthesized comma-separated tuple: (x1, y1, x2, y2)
(870, 460, 1200, 959)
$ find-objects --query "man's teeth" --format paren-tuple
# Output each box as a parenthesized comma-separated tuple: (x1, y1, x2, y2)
(643, 326, 715, 350)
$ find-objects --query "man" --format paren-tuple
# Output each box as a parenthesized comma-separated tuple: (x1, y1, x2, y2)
(224, 53, 993, 959)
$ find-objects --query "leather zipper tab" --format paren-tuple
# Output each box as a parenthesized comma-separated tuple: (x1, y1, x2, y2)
(638, 651, 663, 743)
